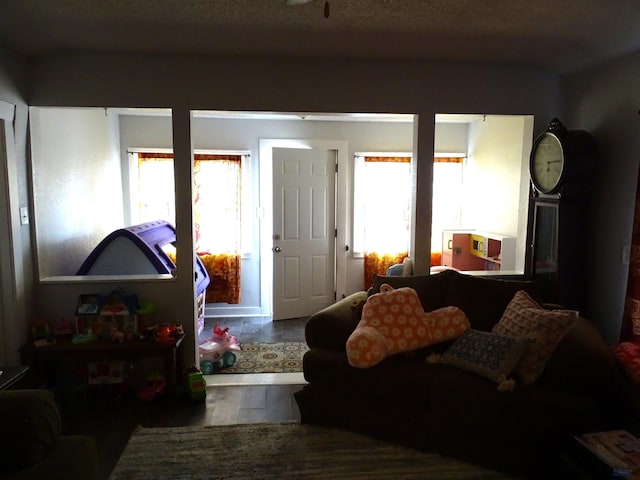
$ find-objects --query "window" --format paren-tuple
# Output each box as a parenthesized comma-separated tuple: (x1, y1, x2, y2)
(132, 151, 244, 255)
(354, 154, 412, 287)
(192, 154, 242, 255)
(131, 150, 247, 304)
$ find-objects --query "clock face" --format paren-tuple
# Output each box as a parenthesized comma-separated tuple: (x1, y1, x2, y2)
(531, 133, 564, 194)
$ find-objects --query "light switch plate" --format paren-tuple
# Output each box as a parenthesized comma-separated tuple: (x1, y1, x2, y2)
(19, 206, 29, 225)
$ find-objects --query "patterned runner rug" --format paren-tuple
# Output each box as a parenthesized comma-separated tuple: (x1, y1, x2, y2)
(110, 423, 519, 480)
(219, 342, 309, 374)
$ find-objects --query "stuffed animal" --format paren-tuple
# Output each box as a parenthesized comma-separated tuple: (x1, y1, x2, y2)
(346, 284, 470, 368)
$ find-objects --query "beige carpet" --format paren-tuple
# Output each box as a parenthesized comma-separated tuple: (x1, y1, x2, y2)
(218, 342, 308, 374)
(109, 422, 520, 479)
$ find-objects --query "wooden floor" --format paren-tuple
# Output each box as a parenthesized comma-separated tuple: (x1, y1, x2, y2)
(61, 316, 307, 480)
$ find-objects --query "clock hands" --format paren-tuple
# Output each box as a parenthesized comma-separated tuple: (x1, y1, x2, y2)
(545, 159, 561, 172)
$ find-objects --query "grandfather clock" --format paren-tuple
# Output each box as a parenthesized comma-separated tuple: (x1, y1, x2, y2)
(525, 118, 597, 312)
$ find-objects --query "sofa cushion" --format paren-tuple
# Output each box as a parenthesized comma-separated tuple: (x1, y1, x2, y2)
(305, 291, 369, 351)
(303, 347, 438, 396)
(493, 291, 578, 384)
(370, 271, 450, 313)
(346, 285, 469, 368)
(444, 271, 540, 331)
(430, 364, 601, 434)
(442, 328, 530, 385)
(541, 318, 620, 398)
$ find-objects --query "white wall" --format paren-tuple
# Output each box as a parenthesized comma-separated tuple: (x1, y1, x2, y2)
(0, 46, 33, 365)
(565, 50, 640, 344)
(464, 115, 533, 271)
(434, 122, 469, 154)
(30, 107, 125, 277)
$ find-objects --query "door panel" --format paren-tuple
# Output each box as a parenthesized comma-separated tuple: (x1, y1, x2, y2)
(272, 147, 336, 320)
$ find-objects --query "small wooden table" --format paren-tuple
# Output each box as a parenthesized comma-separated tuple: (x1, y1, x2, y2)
(0, 365, 29, 390)
(19, 336, 184, 395)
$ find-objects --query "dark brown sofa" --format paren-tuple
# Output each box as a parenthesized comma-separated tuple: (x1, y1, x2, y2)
(294, 269, 623, 476)
(0, 389, 98, 480)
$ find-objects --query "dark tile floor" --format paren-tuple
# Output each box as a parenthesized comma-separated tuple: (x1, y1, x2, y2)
(198, 316, 307, 344)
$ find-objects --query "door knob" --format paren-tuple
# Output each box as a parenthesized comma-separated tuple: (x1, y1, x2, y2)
(273, 246, 282, 253)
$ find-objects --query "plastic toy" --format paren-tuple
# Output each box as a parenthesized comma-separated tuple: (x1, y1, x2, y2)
(111, 327, 124, 343)
(136, 372, 166, 402)
(155, 322, 184, 343)
(198, 323, 242, 374)
(185, 365, 207, 401)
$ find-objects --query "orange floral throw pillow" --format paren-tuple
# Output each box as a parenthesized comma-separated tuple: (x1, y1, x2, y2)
(346, 284, 470, 368)
(493, 290, 577, 384)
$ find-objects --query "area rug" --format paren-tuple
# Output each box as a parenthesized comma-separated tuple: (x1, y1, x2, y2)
(110, 423, 519, 480)
(219, 342, 309, 374)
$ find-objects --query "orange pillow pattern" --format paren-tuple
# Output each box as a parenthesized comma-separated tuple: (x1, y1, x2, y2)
(346, 284, 470, 368)
(493, 290, 577, 384)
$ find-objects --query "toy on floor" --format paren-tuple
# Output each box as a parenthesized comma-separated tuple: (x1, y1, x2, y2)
(198, 323, 242, 375)
(185, 365, 207, 401)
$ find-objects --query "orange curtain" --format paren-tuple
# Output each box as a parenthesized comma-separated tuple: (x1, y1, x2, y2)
(620, 167, 640, 341)
(364, 156, 411, 163)
(198, 253, 241, 304)
(364, 252, 408, 289)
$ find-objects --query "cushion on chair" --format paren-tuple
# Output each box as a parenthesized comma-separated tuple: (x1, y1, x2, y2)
(0, 389, 62, 473)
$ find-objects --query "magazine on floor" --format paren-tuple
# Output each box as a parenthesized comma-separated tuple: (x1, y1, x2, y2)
(575, 430, 640, 474)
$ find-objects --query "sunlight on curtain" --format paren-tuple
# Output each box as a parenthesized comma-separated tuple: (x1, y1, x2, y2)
(358, 156, 411, 288)
(194, 155, 242, 304)
(193, 155, 241, 255)
(198, 253, 241, 304)
(137, 153, 176, 224)
(136, 152, 243, 304)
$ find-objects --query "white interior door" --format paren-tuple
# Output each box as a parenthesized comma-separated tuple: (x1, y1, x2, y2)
(272, 147, 336, 320)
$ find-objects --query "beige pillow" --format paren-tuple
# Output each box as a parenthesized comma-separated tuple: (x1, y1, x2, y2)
(493, 291, 577, 384)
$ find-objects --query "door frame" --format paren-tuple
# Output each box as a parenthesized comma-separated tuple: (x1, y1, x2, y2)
(259, 139, 348, 317)
(0, 101, 25, 364)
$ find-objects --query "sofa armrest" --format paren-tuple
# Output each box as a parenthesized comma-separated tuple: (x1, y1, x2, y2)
(541, 318, 620, 398)
(305, 291, 368, 352)
(0, 389, 62, 474)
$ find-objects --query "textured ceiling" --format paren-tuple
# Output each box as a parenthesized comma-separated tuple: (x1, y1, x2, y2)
(1, 0, 640, 74)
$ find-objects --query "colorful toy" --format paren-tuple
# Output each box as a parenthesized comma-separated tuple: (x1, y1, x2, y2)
(185, 365, 207, 401)
(53, 318, 73, 337)
(198, 323, 241, 374)
(136, 372, 166, 402)
(29, 318, 52, 341)
(111, 327, 125, 343)
(155, 322, 184, 343)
